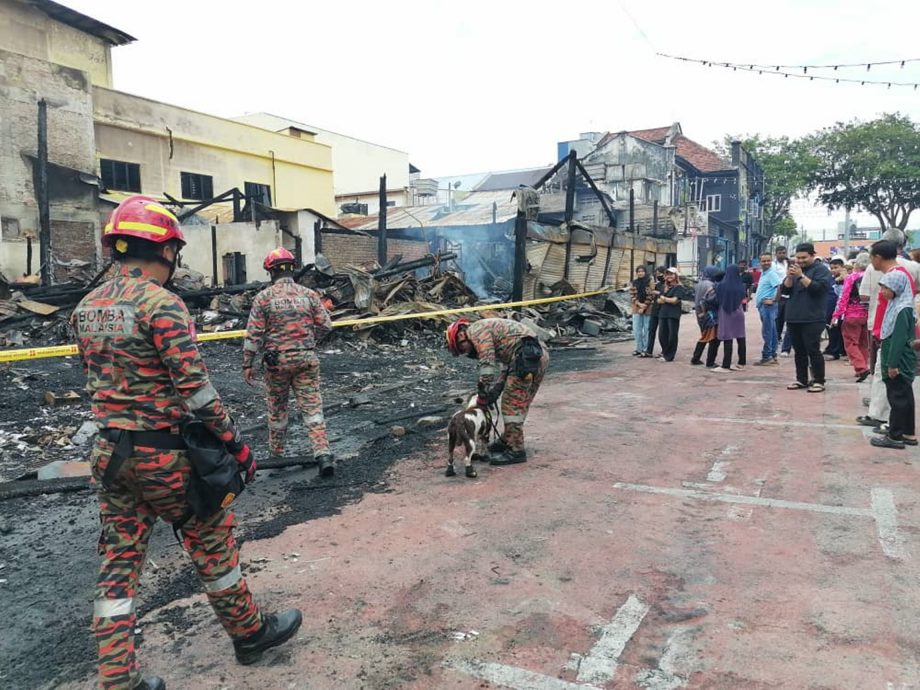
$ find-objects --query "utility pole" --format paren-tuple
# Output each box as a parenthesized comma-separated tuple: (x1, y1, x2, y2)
(377, 174, 387, 265)
(37, 98, 52, 285)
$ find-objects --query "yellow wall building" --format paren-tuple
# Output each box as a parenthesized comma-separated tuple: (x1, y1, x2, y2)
(0, 0, 336, 281)
(93, 88, 336, 216)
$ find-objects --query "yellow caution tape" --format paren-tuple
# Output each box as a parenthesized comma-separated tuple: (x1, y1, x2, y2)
(0, 287, 613, 362)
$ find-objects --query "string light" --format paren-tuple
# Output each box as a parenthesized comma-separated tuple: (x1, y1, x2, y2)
(656, 53, 920, 89)
(657, 54, 920, 70)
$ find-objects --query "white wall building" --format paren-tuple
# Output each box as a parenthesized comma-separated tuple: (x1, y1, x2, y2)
(232, 112, 413, 216)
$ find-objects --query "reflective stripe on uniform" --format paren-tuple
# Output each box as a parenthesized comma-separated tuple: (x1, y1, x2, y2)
(479, 363, 498, 377)
(503, 414, 525, 424)
(243, 340, 259, 352)
(202, 564, 242, 593)
(185, 382, 218, 411)
(94, 597, 134, 618)
(304, 413, 325, 425)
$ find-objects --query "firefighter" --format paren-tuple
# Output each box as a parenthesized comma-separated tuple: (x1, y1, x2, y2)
(243, 248, 335, 476)
(72, 196, 302, 690)
(445, 317, 549, 464)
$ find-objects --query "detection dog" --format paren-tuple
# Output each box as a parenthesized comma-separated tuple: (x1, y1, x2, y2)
(445, 394, 492, 478)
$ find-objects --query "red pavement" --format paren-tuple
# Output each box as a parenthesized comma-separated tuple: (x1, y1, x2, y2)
(60, 316, 919, 689)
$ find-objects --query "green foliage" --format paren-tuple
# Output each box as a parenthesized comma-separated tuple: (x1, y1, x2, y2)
(806, 113, 920, 230)
(772, 215, 797, 238)
(714, 135, 814, 241)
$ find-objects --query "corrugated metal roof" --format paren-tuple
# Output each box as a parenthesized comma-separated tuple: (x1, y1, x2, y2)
(474, 167, 554, 192)
(339, 190, 520, 231)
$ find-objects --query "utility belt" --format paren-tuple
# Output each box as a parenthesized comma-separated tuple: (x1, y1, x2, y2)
(99, 428, 186, 490)
(263, 347, 313, 367)
(99, 424, 245, 537)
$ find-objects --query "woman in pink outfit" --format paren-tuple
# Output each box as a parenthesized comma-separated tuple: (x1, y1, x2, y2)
(832, 252, 871, 381)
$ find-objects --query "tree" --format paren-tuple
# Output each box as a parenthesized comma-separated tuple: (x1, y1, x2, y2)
(806, 113, 920, 231)
(714, 135, 813, 241)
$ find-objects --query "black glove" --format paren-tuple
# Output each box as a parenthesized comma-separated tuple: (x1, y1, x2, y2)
(226, 430, 256, 483)
(477, 380, 505, 406)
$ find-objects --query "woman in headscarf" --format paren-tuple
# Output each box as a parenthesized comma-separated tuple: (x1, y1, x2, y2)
(831, 252, 870, 381)
(630, 266, 652, 356)
(870, 270, 917, 449)
(690, 265, 722, 367)
(711, 264, 747, 372)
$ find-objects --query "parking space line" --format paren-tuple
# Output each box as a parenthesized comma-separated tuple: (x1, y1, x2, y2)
(871, 488, 910, 561)
(445, 659, 598, 690)
(705, 446, 737, 483)
(576, 594, 650, 684)
(612, 482, 873, 517)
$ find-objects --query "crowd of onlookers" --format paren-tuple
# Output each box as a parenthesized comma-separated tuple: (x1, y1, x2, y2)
(629, 229, 920, 449)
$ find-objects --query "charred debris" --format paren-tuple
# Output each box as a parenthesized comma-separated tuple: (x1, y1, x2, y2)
(0, 251, 634, 349)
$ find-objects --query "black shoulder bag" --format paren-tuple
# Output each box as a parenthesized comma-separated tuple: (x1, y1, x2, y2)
(173, 420, 245, 536)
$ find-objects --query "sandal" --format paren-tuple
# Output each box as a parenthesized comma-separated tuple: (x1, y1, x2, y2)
(787, 382, 807, 390)
(807, 383, 826, 393)
(870, 436, 905, 449)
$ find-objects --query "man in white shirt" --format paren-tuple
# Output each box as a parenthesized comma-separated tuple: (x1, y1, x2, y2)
(858, 230, 920, 427)
(772, 246, 792, 356)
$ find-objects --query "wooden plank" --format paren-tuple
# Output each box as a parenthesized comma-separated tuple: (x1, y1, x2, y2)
(16, 299, 59, 316)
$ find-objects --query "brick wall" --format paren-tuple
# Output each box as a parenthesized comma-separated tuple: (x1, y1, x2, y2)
(321, 232, 429, 270)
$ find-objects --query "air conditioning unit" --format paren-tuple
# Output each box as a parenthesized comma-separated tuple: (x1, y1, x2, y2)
(340, 202, 368, 215)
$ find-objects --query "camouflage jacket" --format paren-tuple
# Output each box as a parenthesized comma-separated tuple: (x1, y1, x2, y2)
(242, 277, 332, 369)
(71, 265, 235, 439)
(465, 318, 536, 384)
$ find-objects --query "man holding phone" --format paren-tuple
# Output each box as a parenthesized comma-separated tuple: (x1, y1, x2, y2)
(782, 243, 833, 392)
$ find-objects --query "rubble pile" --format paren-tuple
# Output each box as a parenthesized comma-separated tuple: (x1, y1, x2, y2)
(0, 252, 635, 349)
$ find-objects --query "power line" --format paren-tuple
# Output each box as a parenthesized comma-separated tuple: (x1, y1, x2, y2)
(657, 53, 920, 89)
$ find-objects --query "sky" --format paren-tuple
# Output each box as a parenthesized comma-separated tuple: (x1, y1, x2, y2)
(65, 0, 920, 230)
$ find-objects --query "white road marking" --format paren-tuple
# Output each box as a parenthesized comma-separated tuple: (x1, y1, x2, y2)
(576, 594, 650, 684)
(871, 488, 910, 561)
(445, 659, 598, 690)
(447, 594, 649, 690)
(680, 415, 861, 431)
(613, 482, 873, 518)
(705, 445, 737, 483)
(596, 411, 861, 432)
(635, 627, 692, 689)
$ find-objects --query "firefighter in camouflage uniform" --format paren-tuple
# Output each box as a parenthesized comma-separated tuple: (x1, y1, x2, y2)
(72, 196, 302, 690)
(242, 247, 335, 476)
(446, 317, 549, 464)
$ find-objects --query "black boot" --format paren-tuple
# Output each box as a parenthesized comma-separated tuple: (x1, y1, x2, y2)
(135, 677, 166, 690)
(316, 453, 335, 478)
(490, 449, 527, 465)
(488, 438, 509, 454)
(234, 609, 303, 665)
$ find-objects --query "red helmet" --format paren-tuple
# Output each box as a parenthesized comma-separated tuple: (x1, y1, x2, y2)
(445, 318, 470, 356)
(264, 247, 295, 271)
(103, 195, 184, 248)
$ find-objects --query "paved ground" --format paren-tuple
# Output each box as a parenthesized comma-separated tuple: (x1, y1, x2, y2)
(56, 318, 919, 690)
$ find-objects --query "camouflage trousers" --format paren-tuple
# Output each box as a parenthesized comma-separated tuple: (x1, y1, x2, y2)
(90, 439, 263, 690)
(265, 354, 329, 456)
(499, 348, 550, 450)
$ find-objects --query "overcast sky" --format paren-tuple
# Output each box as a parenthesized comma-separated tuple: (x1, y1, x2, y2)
(66, 0, 920, 230)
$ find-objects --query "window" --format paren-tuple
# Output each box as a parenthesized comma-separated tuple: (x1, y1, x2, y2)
(705, 194, 722, 213)
(100, 159, 141, 192)
(244, 181, 272, 206)
(181, 172, 213, 200)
